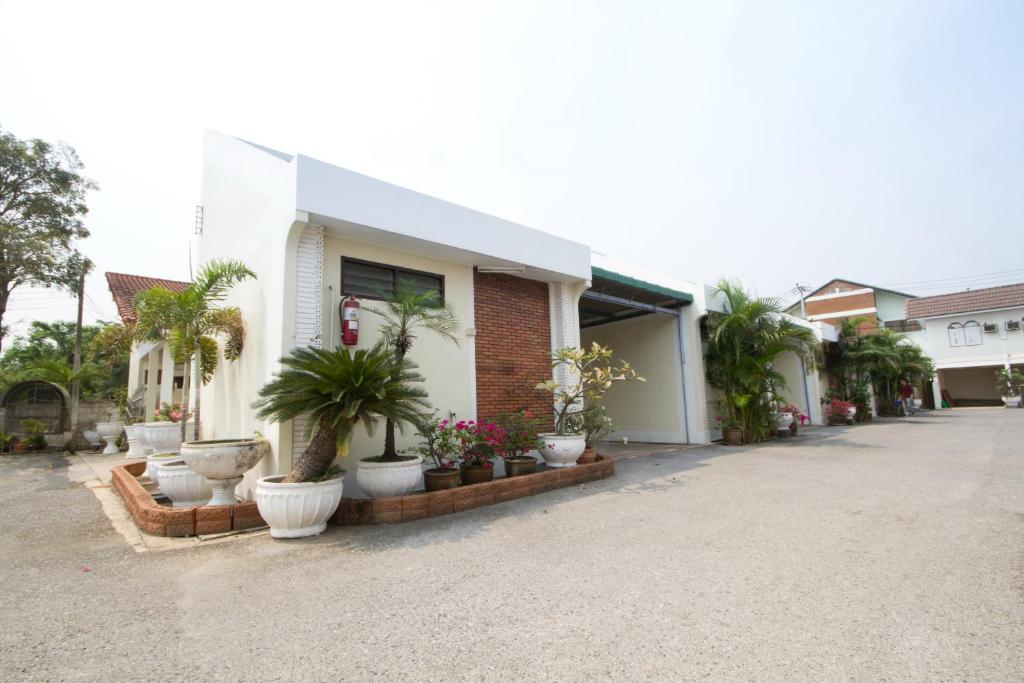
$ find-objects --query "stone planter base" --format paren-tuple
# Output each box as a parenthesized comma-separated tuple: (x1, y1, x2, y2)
(111, 462, 266, 537)
(331, 454, 614, 526)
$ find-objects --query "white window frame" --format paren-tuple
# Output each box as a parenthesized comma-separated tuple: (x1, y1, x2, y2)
(947, 322, 965, 348)
(963, 320, 983, 346)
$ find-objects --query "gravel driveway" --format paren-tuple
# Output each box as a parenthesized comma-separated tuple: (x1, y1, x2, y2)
(1, 408, 1022, 681)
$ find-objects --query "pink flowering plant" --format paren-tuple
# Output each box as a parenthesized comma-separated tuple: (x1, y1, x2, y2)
(411, 414, 461, 471)
(454, 419, 506, 467)
(153, 401, 190, 423)
(779, 403, 809, 425)
(494, 410, 541, 461)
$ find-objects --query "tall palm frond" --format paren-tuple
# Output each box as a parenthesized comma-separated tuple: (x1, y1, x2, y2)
(366, 284, 459, 357)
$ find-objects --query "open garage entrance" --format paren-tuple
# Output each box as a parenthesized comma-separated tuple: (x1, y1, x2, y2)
(937, 363, 1021, 407)
(579, 268, 694, 444)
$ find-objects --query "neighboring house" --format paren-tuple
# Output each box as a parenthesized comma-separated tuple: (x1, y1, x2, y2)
(791, 278, 918, 334)
(905, 283, 1024, 407)
(187, 131, 833, 499)
(105, 272, 191, 418)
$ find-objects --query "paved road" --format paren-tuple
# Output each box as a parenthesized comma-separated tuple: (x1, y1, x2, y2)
(1, 409, 1022, 681)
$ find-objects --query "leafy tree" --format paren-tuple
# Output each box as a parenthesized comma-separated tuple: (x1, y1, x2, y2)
(851, 328, 934, 410)
(253, 344, 430, 482)
(0, 127, 95, 352)
(705, 279, 817, 442)
(365, 285, 459, 461)
(133, 259, 255, 441)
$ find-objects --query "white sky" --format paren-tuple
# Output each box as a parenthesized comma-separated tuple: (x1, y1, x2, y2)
(3, 0, 1022, 341)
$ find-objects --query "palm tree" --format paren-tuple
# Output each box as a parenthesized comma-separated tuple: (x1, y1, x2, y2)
(253, 343, 431, 482)
(705, 279, 817, 442)
(852, 329, 934, 411)
(133, 259, 255, 441)
(365, 285, 459, 461)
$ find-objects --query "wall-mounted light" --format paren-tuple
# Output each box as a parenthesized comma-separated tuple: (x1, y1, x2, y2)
(477, 265, 526, 274)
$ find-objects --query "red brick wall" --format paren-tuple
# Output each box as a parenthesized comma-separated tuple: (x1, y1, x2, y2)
(474, 272, 553, 425)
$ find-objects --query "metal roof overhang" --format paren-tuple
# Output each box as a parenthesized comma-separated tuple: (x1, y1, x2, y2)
(580, 267, 694, 328)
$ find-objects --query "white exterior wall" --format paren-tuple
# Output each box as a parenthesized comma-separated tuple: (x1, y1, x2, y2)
(197, 132, 300, 499)
(581, 314, 686, 443)
(319, 234, 476, 497)
(875, 291, 911, 324)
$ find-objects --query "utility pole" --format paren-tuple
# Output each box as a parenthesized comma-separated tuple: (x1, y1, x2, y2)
(68, 269, 88, 451)
(794, 283, 814, 422)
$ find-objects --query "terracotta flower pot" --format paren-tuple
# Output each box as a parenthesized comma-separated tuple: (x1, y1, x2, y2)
(13, 443, 30, 453)
(505, 456, 538, 477)
(424, 467, 461, 491)
(724, 427, 743, 445)
(576, 448, 598, 465)
(460, 463, 494, 486)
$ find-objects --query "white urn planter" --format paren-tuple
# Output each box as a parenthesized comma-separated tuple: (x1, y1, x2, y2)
(774, 412, 794, 430)
(43, 433, 67, 450)
(95, 421, 125, 455)
(180, 438, 269, 506)
(156, 460, 213, 508)
(537, 434, 586, 468)
(144, 422, 183, 454)
(124, 425, 146, 458)
(356, 456, 423, 498)
(1003, 395, 1022, 408)
(83, 430, 102, 449)
(255, 475, 344, 539)
(145, 451, 182, 485)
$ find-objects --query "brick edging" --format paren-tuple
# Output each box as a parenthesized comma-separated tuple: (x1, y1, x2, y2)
(111, 461, 265, 537)
(330, 454, 615, 525)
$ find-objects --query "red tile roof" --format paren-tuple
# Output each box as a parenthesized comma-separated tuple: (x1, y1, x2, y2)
(105, 272, 190, 322)
(906, 283, 1024, 320)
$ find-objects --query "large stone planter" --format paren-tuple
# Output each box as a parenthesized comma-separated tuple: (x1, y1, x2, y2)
(124, 425, 146, 458)
(146, 452, 182, 485)
(537, 434, 586, 468)
(95, 421, 124, 455)
(356, 456, 423, 498)
(144, 422, 183, 454)
(156, 460, 213, 508)
(255, 475, 344, 538)
(1002, 395, 1021, 408)
(180, 438, 269, 506)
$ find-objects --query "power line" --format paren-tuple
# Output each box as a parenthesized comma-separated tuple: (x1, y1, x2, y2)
(880, 267, 1024, 289)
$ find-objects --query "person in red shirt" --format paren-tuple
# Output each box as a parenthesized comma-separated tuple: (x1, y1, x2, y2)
(899, 381, 916, 415)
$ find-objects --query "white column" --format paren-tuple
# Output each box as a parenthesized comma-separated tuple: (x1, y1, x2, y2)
(144, 347, 161, 418)
(932, 375, 944, 409)
(159, 344, 175, 407)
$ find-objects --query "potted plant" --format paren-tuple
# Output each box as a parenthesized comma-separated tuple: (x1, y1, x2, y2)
(19, 420, 48, 451)
(825, 398, 854, 425)
(253, 343, 429, 538)
(358, 285, 460, 497)
(180, 437, 268, 506)
(0, 432, 13, 453)
(577, 404, 613, 463)
(779, 403, 806, 434)
(411, 415, 462, 492)
(995, 368, 1024, 408)
(495, 410, 541, 476)
(455, 420, 502, 485)
(144, 402, 188, 455)
(716, 414, 743, 445)
(535, 343, 643, 468)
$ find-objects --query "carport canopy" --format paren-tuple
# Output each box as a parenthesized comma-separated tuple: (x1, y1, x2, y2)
(581, 267, 694, 328)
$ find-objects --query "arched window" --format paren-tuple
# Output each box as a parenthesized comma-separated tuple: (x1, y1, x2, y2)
(963, 321, 983, 346)
(948, 322, 965, 347)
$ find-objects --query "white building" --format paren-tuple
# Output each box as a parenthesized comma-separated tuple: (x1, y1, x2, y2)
(905, 284, 1024, 407)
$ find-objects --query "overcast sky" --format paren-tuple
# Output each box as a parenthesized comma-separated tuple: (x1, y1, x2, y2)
(3, 0, 1022, 341)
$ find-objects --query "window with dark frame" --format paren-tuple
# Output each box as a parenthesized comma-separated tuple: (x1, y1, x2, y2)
(341, 257, 444, 301)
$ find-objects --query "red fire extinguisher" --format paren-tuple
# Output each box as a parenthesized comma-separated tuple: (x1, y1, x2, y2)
(341, 295, 360, 346)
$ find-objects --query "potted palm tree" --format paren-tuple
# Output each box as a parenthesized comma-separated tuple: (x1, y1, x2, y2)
(133, 259, 255, 444)
(253, 343, 429, 538)
(704, 279, 817, 444)
(357, 285, 459, 498)
(995, 368, 1024, 408)
(535, 343, 643, 467)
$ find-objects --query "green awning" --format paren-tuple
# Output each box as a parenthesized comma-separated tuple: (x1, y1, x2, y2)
(591, 267, 694, 305)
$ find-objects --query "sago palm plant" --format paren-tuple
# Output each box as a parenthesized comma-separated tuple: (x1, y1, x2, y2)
(705, 279, 817, 442)
(253, 343, 431, 482)
(133, 259, 255, 440)
(366, 284, 459, 461)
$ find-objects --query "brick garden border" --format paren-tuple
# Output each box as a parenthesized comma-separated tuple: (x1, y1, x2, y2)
(331, 454, 614, 525)
(111, 461, 265, 537)
(112, 454, 614, 536)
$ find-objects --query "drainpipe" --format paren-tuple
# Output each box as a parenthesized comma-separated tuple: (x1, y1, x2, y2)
(676, 313, 692, 443)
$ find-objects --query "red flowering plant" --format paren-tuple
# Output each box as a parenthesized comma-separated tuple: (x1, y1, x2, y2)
(494, 410, 541, 463)
(153, 401, 190, 423)
(825, 398, 854, 418)
(454, 419, 506, 467)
